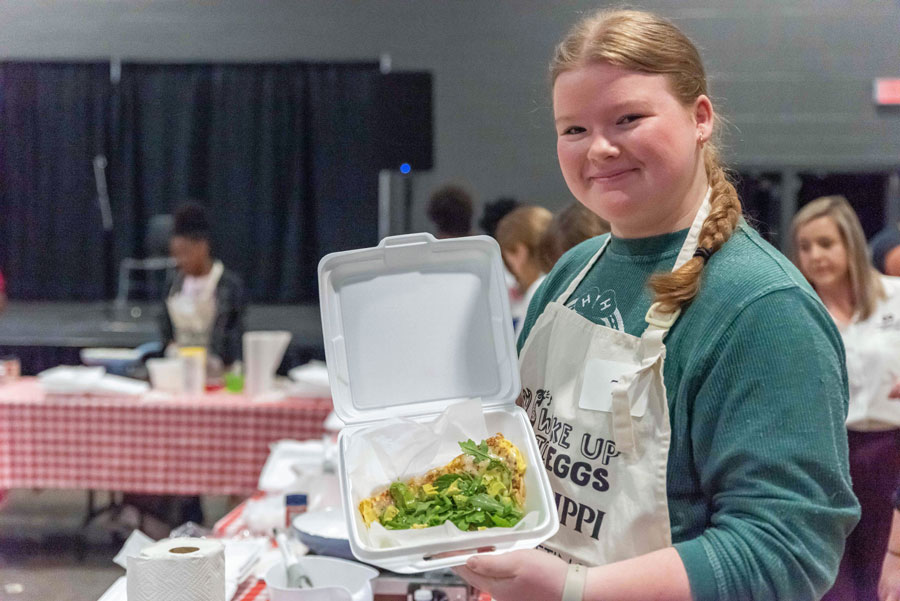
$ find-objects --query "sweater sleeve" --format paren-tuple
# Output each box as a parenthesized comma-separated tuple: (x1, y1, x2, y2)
(674, 288, 860, 601)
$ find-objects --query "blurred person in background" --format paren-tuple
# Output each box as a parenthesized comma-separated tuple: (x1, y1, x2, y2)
(792, 195, 900, 601)
(479, 196, 523, 330)
(426, 184, 474, 239)
(870, 220, 900, 277)
(479, 196, 520, 238)
(160, 202, 246, 370)
(494, 205, 553, 340)
(129, 202, 248, 530)
(540, 200, 611, 269)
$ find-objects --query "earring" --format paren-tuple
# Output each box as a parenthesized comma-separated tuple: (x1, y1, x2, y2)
(697, 131, 704, 143)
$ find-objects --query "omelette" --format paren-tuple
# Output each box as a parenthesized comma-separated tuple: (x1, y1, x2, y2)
(358, 433, 527, 531)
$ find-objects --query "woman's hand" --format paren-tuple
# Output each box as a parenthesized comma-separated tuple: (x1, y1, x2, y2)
(454, 549, 568, 601)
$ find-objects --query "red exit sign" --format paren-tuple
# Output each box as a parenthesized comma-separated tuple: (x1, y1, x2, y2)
(874, 78, 900, 105)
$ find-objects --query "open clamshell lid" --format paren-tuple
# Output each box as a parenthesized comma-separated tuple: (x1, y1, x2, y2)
(318, 233, 520, 424)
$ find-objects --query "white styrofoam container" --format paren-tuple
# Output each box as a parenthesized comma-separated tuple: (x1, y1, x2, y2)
(318, 233, 558, 573)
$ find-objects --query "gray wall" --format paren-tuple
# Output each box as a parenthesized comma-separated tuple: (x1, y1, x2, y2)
(2, 0, 899, 233)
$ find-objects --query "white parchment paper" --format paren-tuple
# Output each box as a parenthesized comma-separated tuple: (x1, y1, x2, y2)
(346, 398, 538, 549)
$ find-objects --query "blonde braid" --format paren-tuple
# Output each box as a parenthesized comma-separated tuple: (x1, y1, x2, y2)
(648, 149, 742, 314)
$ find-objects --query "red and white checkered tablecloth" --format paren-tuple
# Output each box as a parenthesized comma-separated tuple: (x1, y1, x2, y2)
(0, 378, 332, 495)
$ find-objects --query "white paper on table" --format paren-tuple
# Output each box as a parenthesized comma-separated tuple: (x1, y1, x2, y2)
(91, 373, 150, 396)
(223, 538, 268, 599)
(287, 360, 331, 396)
(37, 365, 149, 396)
(257, 439, 326, 493)
(346, 397, 539, 549)
(113, 529, 156, 568)
(38, 365, 105, 393)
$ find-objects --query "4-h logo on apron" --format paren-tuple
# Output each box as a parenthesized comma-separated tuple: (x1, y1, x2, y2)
(566, 287, 624, 332)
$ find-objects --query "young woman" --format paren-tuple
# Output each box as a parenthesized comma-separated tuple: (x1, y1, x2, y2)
(495, 205, 553, 339)
(455, 9, 859, 601)
(792, 196, 900, 601)
(160, 202, 247, 368)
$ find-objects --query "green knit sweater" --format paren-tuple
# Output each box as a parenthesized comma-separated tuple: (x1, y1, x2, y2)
(518, 222, 860, 601)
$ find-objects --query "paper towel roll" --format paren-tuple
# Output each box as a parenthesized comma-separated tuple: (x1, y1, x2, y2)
(127, 537, 225, 601)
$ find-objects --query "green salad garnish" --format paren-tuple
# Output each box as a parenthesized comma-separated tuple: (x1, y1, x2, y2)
(378, 439, 524, 531)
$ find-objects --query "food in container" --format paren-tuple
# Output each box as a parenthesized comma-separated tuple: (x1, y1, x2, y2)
(320, 233, 559, 572)
(359, 434, 526, 531)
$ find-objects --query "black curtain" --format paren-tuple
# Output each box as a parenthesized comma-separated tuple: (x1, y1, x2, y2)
(1, 60, 380, 302)
(798, 172, 888, 240)
(110, 61, 379, 303)
(0, 62, 111, 300)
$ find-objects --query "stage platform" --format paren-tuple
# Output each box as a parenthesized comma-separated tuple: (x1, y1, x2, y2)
(0, 302, 325, 375)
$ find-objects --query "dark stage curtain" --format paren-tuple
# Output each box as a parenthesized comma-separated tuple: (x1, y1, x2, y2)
(110, 62, 379, 303)
(1, 60, 380, 303)
(0, 62, 111, 300)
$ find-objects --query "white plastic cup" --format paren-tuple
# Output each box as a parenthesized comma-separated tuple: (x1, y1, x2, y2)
(243, 331, 292, 397)
(146, 358, 186, 394)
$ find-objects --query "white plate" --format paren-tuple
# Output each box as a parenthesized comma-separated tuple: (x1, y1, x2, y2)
(292, 507, 353, 560)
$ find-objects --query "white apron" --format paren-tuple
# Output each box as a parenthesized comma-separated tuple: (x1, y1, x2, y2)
(166, 260, 223, 348)
(518, 194, 710, 565)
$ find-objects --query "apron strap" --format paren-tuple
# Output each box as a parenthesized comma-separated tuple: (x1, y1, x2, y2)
(205, 261, 225, 297)
(614, 188, 711, 454)
(555, 237, 611, 305)
(672, 189, 712, 272)
(640, 186, 711, 345)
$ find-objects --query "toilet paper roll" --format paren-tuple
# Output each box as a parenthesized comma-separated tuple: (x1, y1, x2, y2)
(127, 537, 225, 601)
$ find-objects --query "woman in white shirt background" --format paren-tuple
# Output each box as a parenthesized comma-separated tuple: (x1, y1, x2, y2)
(792, 195, 900, 601)
(494, 205, 553, 340)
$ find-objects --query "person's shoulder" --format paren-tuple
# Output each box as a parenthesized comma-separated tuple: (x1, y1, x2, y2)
(531, 234, 608, 306)
(516, 234, 609, 350)
(556, 233, 609, 270)
(685, 222, 828, 329)
(218, 267, 246, 295)
(876, 274, 900, 309)
(676, 223, 841, 364)
(879, 274, 900, 293)
(703, 222, 816, 302)
(542, 233, 609, 290)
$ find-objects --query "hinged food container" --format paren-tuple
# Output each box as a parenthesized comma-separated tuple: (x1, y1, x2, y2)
(318, 233, 558, 573)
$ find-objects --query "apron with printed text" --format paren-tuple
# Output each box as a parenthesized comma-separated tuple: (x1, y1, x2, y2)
(518, 194, 710, 565)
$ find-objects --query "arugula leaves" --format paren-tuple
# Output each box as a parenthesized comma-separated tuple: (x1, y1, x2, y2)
(459, 439, 492, 462)
(460, 439, 513, 476)
(378, 438, 524, 531)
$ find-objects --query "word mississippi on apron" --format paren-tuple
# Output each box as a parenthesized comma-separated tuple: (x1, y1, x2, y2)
(518, 191, 710, 566)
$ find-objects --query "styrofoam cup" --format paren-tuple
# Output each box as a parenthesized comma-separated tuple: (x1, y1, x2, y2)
(244, 331, 292, 397)
(146, 358, 185, 394)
